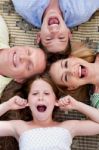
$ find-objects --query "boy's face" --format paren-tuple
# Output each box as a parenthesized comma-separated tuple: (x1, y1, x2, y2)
(38, 9, 71, 53)
(0, 46, 46, 82)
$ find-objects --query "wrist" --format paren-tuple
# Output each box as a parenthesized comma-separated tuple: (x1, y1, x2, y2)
(3, 101, 12, 111)
(74, 101, 83, 111)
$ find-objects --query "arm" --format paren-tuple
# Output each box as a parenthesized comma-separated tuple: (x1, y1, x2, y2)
(66, 120, 99, 137)
(0, 95, 28, 116)
(58, 95, 99, 123)
(0, 120, 16, 137)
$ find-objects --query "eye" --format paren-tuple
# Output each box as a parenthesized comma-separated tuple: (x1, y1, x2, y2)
(44, 92, 50, 95)
(64, 61, 68, 68)
(59, 36, 64, 40)
(65, 74, 67, 82)
(32, 92, 38, 95)
(46, 38, 51, 41)
(27, 62, 33, 71)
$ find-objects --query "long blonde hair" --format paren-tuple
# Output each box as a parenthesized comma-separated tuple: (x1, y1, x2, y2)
(71, 45, 96, 63)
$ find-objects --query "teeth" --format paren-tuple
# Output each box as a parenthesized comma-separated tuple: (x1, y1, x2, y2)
(48, 17, 59, 25)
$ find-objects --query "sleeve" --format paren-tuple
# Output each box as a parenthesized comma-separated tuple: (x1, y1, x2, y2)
(90, 93, 99, 109)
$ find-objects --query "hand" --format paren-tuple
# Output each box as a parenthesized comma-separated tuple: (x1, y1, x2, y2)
(57, 95, 78, 111)
(7, 96, 28, 110)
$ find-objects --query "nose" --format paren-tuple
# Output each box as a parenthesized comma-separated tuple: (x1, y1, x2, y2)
(38, 94, 43, 101)
(66, 68, 75, 76)
(19, 54, 29, 63)
(50, 25, 59, 34)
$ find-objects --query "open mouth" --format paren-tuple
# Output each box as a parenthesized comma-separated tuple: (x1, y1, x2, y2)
(37, 105, 47, 112)
(80, 65, 87, 78)
(48, 17, 59, 25)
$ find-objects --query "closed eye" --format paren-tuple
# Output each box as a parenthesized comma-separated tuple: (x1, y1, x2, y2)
(32, 92, 38, 95)
(65, 74, 67, 82)
(44, 92, 50, 95)
(27, 62, 33, 72)
(59, 36, 65, 40)
(64, 61, 68, 68)
(46, 37, 52, 41)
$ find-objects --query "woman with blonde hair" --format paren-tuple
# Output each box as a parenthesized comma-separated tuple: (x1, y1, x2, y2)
(49, 45, 99, 107)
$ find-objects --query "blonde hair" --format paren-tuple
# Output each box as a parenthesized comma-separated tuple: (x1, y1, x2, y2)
(71, 46, 96, 63)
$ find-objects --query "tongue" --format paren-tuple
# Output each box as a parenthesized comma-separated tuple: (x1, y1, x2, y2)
(81, 68, 86, 77)
(37, 106, 46, 112)
(48, 18, 59, 25)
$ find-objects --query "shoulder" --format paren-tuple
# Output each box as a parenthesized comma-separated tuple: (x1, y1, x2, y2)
(11, 120, 29, 139)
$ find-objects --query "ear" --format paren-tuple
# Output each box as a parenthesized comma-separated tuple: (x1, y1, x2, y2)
(68, 29, 72, 39)
(67, 86, 78, 90)
(36, 32, 41, 44)
(14, 78, 25, 83)
(55, 100, 59, 107)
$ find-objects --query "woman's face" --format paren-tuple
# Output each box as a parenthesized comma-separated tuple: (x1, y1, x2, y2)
(49, 57, 91, 90)
(28, 79, 57, 121)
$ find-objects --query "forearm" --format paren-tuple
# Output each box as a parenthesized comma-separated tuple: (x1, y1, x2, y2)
(75, 101, 99, 123)
(0, 101, 10, 117)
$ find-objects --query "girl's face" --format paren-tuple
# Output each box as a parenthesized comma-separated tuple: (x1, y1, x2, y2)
(49, 57, 91, 90)
(28, 79, 57, 121)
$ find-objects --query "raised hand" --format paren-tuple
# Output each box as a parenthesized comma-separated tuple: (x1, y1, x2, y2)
(57, 95, 78, 111)
(7, 95, 28, 110)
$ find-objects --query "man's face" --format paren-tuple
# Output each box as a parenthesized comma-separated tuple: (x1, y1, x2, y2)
(0, 46, 46, 82)
(38, 10, 71, 53)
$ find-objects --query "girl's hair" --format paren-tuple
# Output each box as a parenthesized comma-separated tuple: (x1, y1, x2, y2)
(22, 74, 60, 100)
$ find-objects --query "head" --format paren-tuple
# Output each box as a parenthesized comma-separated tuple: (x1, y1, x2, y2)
(0, 46, 46, 83)
(49, 47, 95, 90)
(23, 74, 59, 121)
(37, 8, 71, 53)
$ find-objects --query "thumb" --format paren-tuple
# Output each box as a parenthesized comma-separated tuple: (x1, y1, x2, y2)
(55, 102, 59, 107)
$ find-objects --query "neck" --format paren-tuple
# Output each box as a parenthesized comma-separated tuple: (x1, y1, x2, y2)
(43, 0, 62, 18)
(89, 62, 99, 86)
(48, 0, 59, 9)
(32, 118, 55, 127)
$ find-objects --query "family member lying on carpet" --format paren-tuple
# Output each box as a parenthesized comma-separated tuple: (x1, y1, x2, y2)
(0, 74, 99, 150)
(0, 16, 46, 97)
(12, 0, 99, 53)
(49, 46, 99, 108)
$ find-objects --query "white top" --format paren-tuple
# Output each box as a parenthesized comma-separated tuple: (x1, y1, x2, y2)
(19, 127, 72, 150)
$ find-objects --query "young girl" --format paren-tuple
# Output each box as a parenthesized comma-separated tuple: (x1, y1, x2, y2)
(0, 74, 99, 150)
